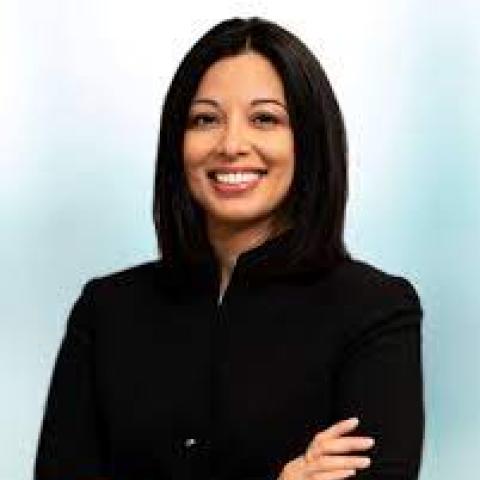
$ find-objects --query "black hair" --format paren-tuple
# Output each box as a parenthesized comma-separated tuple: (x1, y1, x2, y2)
(153, 16, 352, 278)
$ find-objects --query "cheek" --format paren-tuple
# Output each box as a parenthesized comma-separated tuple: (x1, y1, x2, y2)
(262, 136, 295, 178)
(183, 133, 220, 171)
(183, 137, 208, 180)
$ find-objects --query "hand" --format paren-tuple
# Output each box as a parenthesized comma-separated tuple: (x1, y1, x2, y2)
(278, 417, 375, 480)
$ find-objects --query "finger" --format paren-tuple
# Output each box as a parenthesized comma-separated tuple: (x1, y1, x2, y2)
(305, 454, 371, 473)
(309, 469, 356, 480)
(306, 418, 364, 458)
(307, 436, 375, 459)
(314, 418, 360, 442)
(309, 470, 356, 480)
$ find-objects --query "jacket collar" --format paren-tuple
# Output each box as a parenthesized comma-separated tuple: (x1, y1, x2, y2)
(158, 227, 349, 291)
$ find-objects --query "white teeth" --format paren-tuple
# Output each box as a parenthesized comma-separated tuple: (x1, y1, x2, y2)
(213, 171, 262, 184)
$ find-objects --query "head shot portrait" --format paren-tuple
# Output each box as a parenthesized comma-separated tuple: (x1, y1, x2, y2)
(153, 17, 351, 298)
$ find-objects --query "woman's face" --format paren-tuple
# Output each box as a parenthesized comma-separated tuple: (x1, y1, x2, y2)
(183, 52, 295, 232)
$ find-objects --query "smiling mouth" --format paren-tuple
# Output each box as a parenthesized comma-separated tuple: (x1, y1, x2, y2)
(206, 169, 267, 196)
(207, 169, 268, 183)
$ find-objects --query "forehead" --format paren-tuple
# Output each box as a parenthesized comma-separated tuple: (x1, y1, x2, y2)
(193, 52, 286, 103)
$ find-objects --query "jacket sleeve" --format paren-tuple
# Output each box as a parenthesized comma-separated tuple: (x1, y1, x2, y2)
(331, 277, 425, 480)
(34, 279, 110, 479)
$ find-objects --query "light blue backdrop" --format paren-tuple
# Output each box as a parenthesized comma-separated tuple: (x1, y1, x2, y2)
(1, 1, 479, 478)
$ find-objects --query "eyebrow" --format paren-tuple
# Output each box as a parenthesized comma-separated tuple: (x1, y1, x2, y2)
(191, 98, 287, 111)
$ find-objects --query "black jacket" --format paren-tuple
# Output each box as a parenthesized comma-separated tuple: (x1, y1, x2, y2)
(34, 232, 425, 480)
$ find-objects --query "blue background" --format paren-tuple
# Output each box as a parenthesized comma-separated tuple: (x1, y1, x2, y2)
(1, 1, 479, 478)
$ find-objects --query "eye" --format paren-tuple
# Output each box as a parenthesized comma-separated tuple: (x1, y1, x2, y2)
(252, 112, 279, 126)
(188, 114, 218, 128)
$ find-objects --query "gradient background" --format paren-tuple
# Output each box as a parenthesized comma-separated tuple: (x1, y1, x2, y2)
(2, 1, 479, 478)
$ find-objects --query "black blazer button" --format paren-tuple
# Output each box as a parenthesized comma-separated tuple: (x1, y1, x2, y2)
(184, 437, 198, 448)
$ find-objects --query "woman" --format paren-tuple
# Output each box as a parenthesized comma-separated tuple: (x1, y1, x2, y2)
(34, 17, 425, 480)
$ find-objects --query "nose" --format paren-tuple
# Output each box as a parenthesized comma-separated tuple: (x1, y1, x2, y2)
(215, 114, 250, 159)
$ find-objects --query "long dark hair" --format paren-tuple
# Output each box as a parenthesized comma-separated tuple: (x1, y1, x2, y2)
(153, 16, 351, 278)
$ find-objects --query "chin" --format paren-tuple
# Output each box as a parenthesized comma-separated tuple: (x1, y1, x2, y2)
(208, 208, 273, 227)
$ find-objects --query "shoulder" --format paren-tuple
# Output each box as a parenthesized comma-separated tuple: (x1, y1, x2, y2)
(59, 261, 176, 348)
(330, 258, 422, 312)
(89, 259, 161, 286)
(325, 258, 424, 348)
(82, 259, 167, 306)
